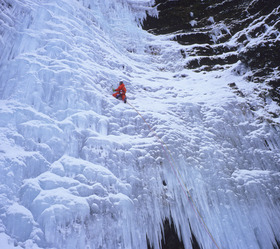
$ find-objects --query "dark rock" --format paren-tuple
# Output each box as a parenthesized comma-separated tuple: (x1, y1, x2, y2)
(174, 32, 213, 45)
(268, 78, 280, 104)
(143, 0, 252, 38)
(228, 82, 245, 97)
(186, 54, 238, 70)
(143, 0, 280, 106)
(142, 0, 193, 34)
(247, 0, 280, 15)
(239, 40, 280, 70)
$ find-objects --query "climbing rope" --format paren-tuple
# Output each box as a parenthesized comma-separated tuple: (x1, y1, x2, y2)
(127, 101, 221, 249)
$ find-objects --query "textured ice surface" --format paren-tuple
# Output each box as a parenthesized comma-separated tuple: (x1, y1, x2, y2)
(0, 0, 279, 249)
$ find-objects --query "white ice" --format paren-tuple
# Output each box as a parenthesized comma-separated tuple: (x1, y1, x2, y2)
(0, 0, 279, 249)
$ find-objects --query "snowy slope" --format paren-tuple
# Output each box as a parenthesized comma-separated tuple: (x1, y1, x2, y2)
(0, 0, 280, 249)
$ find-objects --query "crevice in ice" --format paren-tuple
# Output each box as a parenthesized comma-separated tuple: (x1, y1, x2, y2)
(147, 217, 185, 249)
(190, 223, 202, 249)
(274, 238, 280, 249)
(147, 217, 202, 249)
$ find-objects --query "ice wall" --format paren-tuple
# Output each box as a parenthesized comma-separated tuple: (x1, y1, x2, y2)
(0, 0, 160, 248)
(0, 0, 280, 249)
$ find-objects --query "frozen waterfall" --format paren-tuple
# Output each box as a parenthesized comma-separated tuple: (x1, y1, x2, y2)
(0, 0, 279, 249)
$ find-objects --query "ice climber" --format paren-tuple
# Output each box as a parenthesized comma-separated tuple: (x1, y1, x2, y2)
(112, 81, 127, 103)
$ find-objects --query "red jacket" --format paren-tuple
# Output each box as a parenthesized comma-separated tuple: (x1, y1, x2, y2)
(115, 83, 126, 95)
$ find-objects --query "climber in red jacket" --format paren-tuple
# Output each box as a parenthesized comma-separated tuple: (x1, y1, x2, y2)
(112, 81, 127, 103)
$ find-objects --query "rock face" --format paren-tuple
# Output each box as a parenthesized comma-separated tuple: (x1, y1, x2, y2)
(143, 0, 280, 104)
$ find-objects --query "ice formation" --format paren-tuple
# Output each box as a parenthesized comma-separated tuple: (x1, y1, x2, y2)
(0, 0, 279, 249)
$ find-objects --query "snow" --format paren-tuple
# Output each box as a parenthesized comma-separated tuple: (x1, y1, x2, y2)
(0, 0, 279, 249)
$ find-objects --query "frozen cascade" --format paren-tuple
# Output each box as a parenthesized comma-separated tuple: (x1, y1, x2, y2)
(0, 0, 280, 249)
